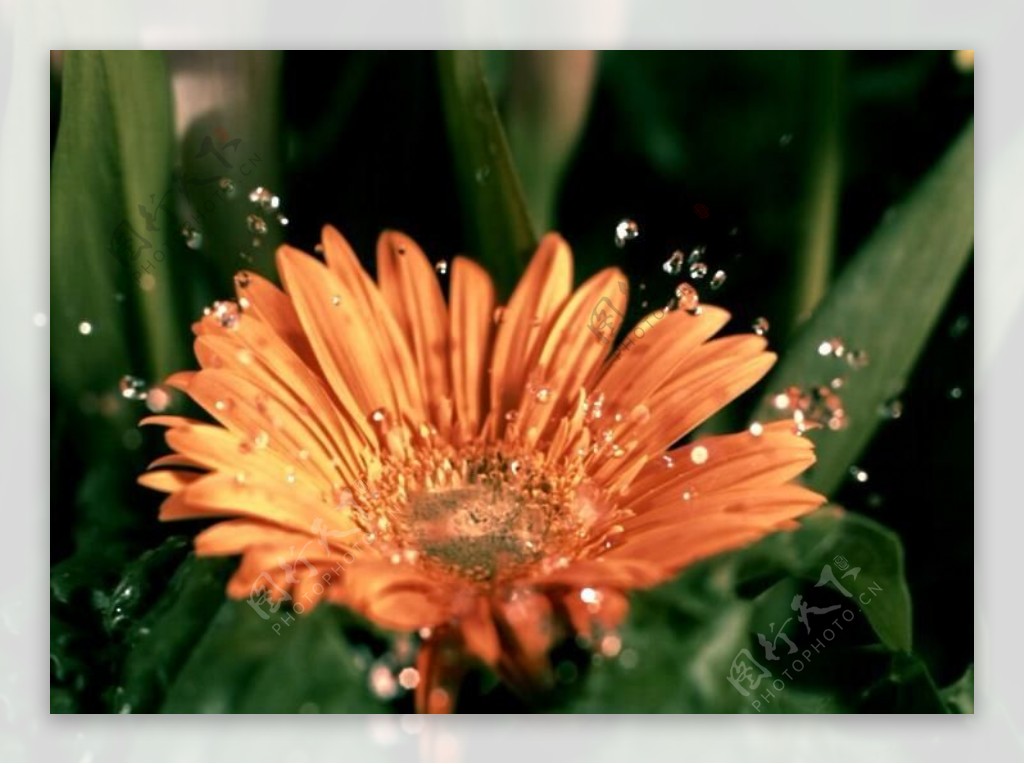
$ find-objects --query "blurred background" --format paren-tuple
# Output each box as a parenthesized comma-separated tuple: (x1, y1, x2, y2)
(50, 51, 973, 713)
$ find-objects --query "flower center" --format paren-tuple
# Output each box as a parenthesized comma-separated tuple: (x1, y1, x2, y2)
(356, 445, 609, 585)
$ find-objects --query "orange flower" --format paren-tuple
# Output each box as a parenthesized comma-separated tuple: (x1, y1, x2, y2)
(139, 227, 824, 712)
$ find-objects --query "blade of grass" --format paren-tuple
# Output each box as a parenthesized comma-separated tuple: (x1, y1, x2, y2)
(755, 120, 974, 496)
(52, 51, 185, 396)
(437, 51, 537, 297)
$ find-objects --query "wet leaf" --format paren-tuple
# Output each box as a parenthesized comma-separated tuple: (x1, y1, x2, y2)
(438, 51, 537, 296)
(755, 120, 974, 495)
(51, 51, 187, 395)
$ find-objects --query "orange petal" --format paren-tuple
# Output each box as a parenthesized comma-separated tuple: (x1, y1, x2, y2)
(449, 256, 496, 440)
(489, 233, 572, 431)
(376, 231, 452, 422)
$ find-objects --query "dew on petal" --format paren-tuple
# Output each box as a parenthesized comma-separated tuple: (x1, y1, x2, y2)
(78, 321, 93, 336)
(234, 271, 251, 289)
(752, 317, 770, 336)
(204, 300, 240, 329)
(749, 421, 764, 437)
(690, 445, 709, 465)
(674, 283, 700, 314)
(689, 261, 708, 280)
(850, 466, 869, 483)
(710, 270, 727, 289)
(218, 177, 236, 198)
(331, 294, 342, 307)
(435, 259, 448, 276)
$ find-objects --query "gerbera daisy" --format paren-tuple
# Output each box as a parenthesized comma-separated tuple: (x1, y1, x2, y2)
(139, 226, 825, 712)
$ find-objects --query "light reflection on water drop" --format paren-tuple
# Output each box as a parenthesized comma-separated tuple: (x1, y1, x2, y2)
(119, 375, 148, 401)
(614, 219, 639, 248)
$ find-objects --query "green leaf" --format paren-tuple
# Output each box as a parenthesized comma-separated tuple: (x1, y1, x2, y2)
(51, 51, 187, 396)
(438, 51, 537, 297)
(556, 508, 915, 712)
(940, 663, 974, 713)
(160, 599, 388, 713)
(754, 120, 974, 495)
(748, 509, 913, 652)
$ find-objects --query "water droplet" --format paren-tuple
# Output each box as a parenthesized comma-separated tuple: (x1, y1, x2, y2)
(369, 663, 398, 700)
(681, 488, 696, 501)
(246, 214, 268, 235)
(661, 454, 675, 469)
(845, 348, 870, 369)
(674, 283, 700, 314)
(580, 587, 600, 605)
(949, 386, 964, 400)
(493, 306, 506, 324)
(205, 300, 240, 329)
(218, 177, 236, 198)
(277, 214, 289, 227)
(370, 408, 387, 424)
(879, 397, 903, 419)
(614, 219, 639, 248)
(533, 385, 551, 404)
(248, 186, 280, 211)
(749, 422, 764, 437)
(181, 224, 202, 250)
(119, 375, 148, 401)
(398, 667, 420, 690)
(850, 466, 868, 483)
(145, 386, 171, 412)
(663, 250, 685, 275)
(331, 294, 342, 307)
(253, 430, 270, 450)
(690, 445, 709, 465)
(78, 321, 93, 336)
(285, 468, 297, 485)
(214, 399, 232, 412)
(752, 317, 770, 336)
(779, 133, 794, 147)
(710, 270, 727, 289)
(474, 166, 491, 183)
(33, 312, 47, 327)
(818, 337, 846, 358)
(600, 633, 623, 658)
(689, 261, 708, 280)
(435, 259, 448, 276)
(314, 243, 325, 255)
(234, 271, 251, 289)
(504, 410, 519, 423)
